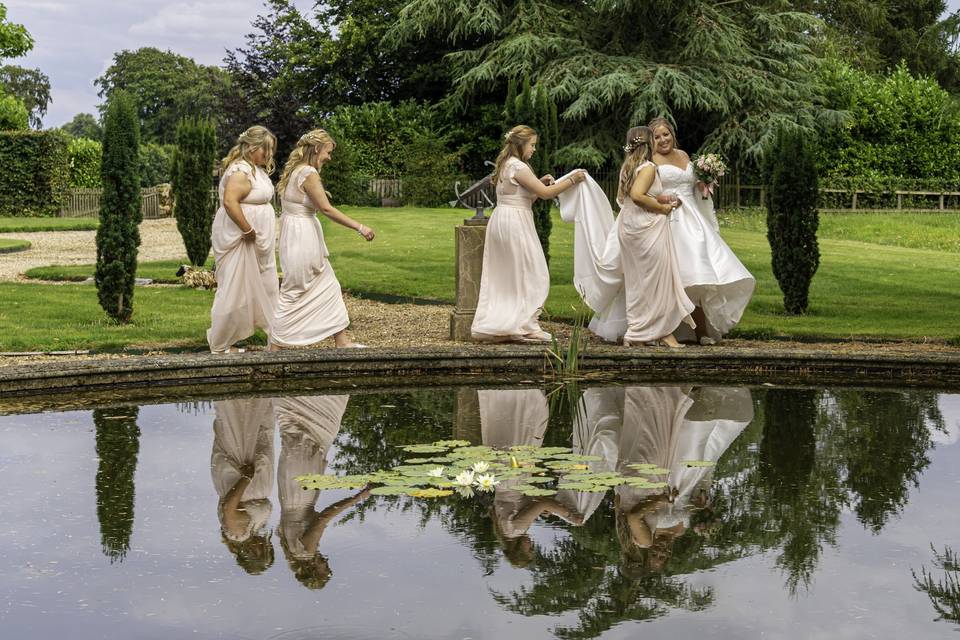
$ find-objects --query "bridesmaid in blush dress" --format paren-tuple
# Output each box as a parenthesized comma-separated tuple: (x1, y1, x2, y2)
(649, 117, 755, 345)
(207, 126, 280, 353)
(271, 129, 375, 349)
(471, 125, 586, 343)
(616, 126, 695, 348)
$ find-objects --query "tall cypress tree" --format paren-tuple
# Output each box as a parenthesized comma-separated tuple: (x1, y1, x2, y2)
(94, 407, 141, 563)
(172, 117, 217, 266)
(765, 128, 820, 314)
(95, 90, 141, 323)
(505, 79, 557, 263)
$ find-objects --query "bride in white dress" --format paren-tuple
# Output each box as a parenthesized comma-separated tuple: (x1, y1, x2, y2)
(649, 117, 755, 344)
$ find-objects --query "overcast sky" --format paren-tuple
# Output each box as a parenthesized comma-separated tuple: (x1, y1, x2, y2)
(6, 0, 960, 128)
(7, 0, 315, 127)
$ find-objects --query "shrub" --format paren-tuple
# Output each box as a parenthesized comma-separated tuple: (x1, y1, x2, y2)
(0, 129, 69, 216)
(67, 137, 102, 188)
(766, 128, 820, 314)
(139, 142, 175, 187)
(0, 93, 28, 130)
(402, 133, 464, 206)
(172, 117, 217, 266)
(95, 90, 141, 323)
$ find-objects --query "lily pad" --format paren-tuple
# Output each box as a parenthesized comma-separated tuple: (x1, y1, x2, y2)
(370, 486, 412, 496)
(550, 453, 604, 462)
(401, 444, 449, 454)
(556, 482, 597, 491)
(520, 487, 559, 497)
(407, 488, 454, 498)
(627, 464, 670, 474)
(433, 439, 472, 448)
(524, 476, 555, 484)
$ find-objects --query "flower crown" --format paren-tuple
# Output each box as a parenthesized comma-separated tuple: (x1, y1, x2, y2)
(623, 136, 647, 153)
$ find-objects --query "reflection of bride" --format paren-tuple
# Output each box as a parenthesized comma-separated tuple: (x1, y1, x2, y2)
(210, 398, 276, 574)
(480, 389, 581, 567)
(610, 386, 753, 576)
(275, 395, 370, 589)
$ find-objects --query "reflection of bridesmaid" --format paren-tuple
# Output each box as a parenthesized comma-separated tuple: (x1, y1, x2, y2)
(480, 389, 581, 567)
(275, 395, 369, 589)
(210, 398, 276, 574)
(613, 386, 753, 576)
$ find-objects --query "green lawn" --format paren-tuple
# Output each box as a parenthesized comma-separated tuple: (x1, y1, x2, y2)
(0, 238, 30, 254)
(6, 205, 960, 351)
(0, 217, 98, 232)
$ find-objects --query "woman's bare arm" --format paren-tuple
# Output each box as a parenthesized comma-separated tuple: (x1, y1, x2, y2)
(302, 172, 375, 241)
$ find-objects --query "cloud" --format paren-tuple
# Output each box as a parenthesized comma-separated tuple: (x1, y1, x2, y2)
(129, 2, 256, 43)
(5, 0, 69, 11)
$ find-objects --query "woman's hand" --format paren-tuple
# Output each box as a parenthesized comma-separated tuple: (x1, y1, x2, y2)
(241, 226, 257, 242)
(357, 224, 375, 242)
(540, 174, 556, 186)
(656, 194, 673, 204)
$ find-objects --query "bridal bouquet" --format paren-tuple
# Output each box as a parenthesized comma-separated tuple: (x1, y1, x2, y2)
(692, 153, 727, 199)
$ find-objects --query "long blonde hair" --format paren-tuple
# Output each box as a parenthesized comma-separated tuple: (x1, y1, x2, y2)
(618, 126, 654, 204)
(647, 116, 679, 151)
(277, 129, 337, 194)
(492, 125, 537, 185)
(221, 125, 277, 175)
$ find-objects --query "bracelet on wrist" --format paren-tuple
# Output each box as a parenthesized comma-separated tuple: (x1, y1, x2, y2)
(356, 224, 365, 236)
(241, 226, 254, 235)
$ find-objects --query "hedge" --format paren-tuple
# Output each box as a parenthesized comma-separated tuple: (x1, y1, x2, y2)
(68, 137, 102, 188)
(0, 129, 70, 216)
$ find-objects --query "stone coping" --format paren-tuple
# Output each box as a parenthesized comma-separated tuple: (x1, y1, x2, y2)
(1, 343, 958, 413)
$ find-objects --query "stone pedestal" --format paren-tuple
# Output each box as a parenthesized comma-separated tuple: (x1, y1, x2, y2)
(449, 218, 488, 341)
(453, 388, 482, 444)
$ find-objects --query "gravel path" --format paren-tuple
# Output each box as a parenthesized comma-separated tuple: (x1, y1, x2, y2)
(0, 219, 187, 282)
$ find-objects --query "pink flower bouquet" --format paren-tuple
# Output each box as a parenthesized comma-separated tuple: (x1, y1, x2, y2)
(692, 153, 727, 199)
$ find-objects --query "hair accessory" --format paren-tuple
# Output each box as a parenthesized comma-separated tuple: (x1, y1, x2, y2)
(623, 135, 646, 153)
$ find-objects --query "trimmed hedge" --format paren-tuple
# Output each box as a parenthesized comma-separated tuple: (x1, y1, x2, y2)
(68, 137, 102, 188)
(0, 129, 69, 216)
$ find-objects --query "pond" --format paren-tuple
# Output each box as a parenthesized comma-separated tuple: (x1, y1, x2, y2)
(1, 383, 958, 639)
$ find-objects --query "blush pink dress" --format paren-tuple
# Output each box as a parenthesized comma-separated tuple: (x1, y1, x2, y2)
(471, 157, 550, 341)
(271, 165, 350, 347)
(207, 161, 279, 353)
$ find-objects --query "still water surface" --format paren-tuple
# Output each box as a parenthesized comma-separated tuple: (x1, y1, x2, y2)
(1, 384, 958, 639)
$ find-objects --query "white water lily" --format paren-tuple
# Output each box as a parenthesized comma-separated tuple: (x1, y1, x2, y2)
(454, 470, 475, 486)
(471, 460, 491, 473)
(427, 466, 445, 477)
(456, 486, 475, 498)
(474, 473, 500, 492)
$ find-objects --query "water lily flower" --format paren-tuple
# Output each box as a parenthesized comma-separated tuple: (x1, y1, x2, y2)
(456, 486, 475, 498)
(472, 461, 491, 473)
(474, 473, 500, 492)
(427, 466, 445, 477)
(454, 470, 475, 486)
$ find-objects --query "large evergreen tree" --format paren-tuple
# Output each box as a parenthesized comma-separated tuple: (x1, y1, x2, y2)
(172, 117, 217, 266)
(95, 90, 141, 323)
(392, 0, 839, 168)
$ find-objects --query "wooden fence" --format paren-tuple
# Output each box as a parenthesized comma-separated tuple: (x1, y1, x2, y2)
(59, 186, 169, 219)
(57, 177, 960, 217)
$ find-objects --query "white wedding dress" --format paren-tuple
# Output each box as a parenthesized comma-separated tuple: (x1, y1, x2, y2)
(658, 163, 755, 340)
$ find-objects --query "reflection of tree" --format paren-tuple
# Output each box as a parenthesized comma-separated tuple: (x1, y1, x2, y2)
(491, 501, 713, 638)
(831, 390, 940, 532)
(913, 544, 960, 626)
(93, 407, 141, 563)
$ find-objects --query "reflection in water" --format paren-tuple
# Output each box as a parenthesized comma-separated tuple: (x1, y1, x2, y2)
(211, 398, 276, 574)
(481, 390, 581, 566)
(44, 384, 951, 638)
(913, 545, 960, 626)
(94, 407, 140, 563)
(491, 386, 753, 637)
(276, 395, 370, 589)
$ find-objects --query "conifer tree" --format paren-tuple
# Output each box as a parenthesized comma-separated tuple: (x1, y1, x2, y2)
(95, 90, 141, 323)
(172, 117, 217, 266)
(392, 0, 837, 168)
(765, 128, 820, 314)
